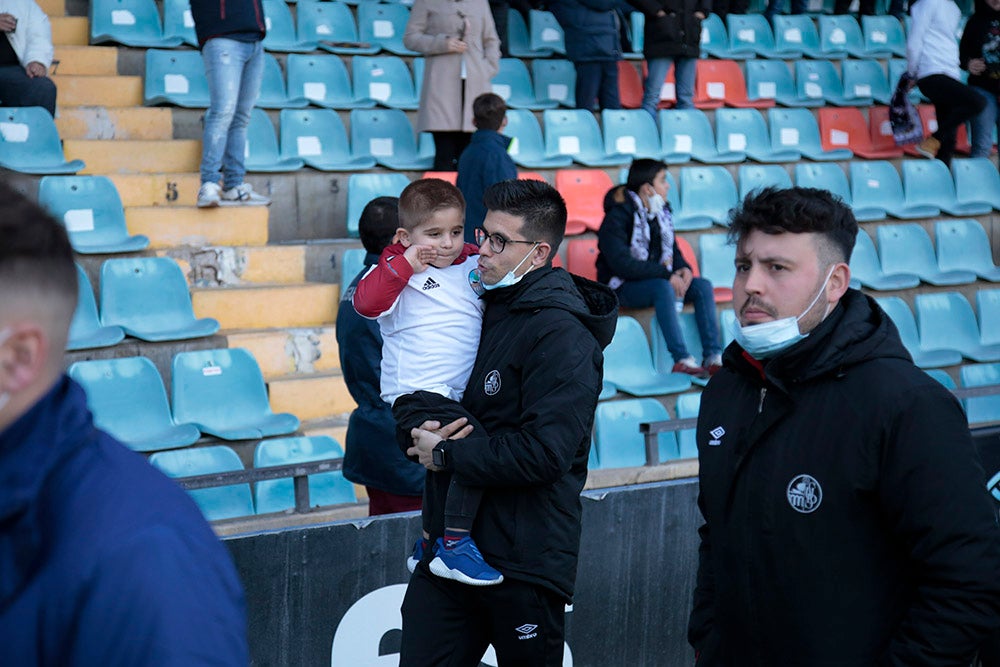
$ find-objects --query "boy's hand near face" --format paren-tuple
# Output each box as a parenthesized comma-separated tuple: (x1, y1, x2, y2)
(404, 244, 438, 272)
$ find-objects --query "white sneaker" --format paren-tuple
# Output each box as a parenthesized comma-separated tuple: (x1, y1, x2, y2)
(197, 182, 221, 208)
(221, 182, 270, 206)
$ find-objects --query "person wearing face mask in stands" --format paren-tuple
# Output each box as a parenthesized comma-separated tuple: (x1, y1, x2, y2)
(596, 158, 722, 377)
(688, 186, 1000, 665)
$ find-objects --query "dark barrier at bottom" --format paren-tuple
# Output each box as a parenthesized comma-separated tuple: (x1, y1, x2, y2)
(226, 478, 702, 667)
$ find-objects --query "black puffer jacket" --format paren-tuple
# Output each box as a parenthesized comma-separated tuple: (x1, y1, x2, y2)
(690, 289, 1000, 665)
(549, 0, 624, 62)
(959, 0, 1000, 95)
(628, 0, 709, 58)
(189, 0, 266, 47)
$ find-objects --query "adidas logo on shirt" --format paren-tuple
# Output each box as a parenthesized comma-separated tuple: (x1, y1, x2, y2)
(422, 277, 441, 291)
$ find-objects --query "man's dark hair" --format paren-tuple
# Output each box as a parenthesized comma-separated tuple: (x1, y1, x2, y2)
(472, 93, 507, 131)
(482, 179, 567, 251)
(398, 178, 466, 231)
(625, 158, 668, 194)
(727, 186, 858, 266)
(358, 196, 399, 255)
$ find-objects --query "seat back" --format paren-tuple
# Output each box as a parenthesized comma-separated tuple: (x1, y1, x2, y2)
(352, 55, 417, 108)
(679, 166, 738, 220)
(795, 60, 845, 103)
(716, 108, 773, 156)
(0, 106, 82, 174)
(773, 15, 822, 53)
(257, 53, 305, 108)
(90, 0, 176, 46)
(977, 289, 1000, 346)
(901, 159, 958, 210)
(38, 175, 146, 253)
(727, 14, 777, 53)
(262, 0, 308, 51)
(99, 257, 209, 337)
(914, 291, 982, 353)
(149, 446, 255, 521)
(770, 108, 828, 155)
(692, 59, 730, 108)
(617, 60, 645, 109)
(279, 108, 355, 165)
(350, 108, 420, 162)
(594, 397, 677, 467)
(340, 248, 368, 289)
(952, 157, 1000, 209)
(68, 264, 125, 351)
(604, 316, 659, 378)
(699, 233, 737, 296)
(675, 235, 700, 276)
(936, 219, 997, 276)
(850, 160, 905, 210)
(876, 223, 939, 278)
(875, 296, 923, 352)
(842, 59, 890, 102)
(794, 162, 851, 203)
(631, 11, 645, 53)
(850, 229, 887, 285)
(744, 59, 796, 102)
(565, 238, 599, 280)
(961, 363, 1000, 425)
(162, 0, 197, 45)
(557, 170, 613, 233)
(254, 436, 356, 513)
(862, 15, 906, 56)
(702, 13, 732, 54)
(602, 109, 662, 158)
(542, 109, 607, 161)
(529, 9, 566, 54)
(818, 14, 864, 56)
(532, 59, 576, 107)
(508, 8, 545, 57)
(492, 58, 538, 108)
(658, 108, 716, 158)
(698, 59, 761, 107)
(143, 49, 210, 107)
(504, 108, 549, 162)
(246, 108, 288, 170)
(287, 54, 358, 108)
(737, 164, 792, 199)
(296, 1, 361, 46)
(866, 105, 905, 155)
(358, 3, 415, 55)
(675, 391, 701, 459)
(346, 173, 411, 237)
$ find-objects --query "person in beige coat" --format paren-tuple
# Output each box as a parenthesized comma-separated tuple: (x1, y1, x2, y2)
(404, 0, 501, 171)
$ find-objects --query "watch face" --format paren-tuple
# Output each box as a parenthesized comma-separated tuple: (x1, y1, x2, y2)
(433, 446, 445, 467)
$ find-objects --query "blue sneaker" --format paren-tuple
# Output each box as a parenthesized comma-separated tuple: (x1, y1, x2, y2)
(406, 538, 430, 574)
(428, 537, 504, 586)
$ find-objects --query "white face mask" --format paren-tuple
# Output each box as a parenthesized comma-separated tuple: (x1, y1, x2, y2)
(732, 267, 835, 359)
(0, 327, 11, 414)
(646, 193, 666, 216)
(481, 243, 538, 291)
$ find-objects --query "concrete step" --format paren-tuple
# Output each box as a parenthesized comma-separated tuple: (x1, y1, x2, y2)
(163, 245, 308, 286)
(226, 327, 340, 378)
(301, 418, 350, 452)
(192, 283, 338, 329)
(56, 106, 173, 140)
(53, 74, 143, 107)
(126, 205, 269, 249)
(51, 16, 88, 45)
(53, 46, 118, 76)
(65, 139, 201, 174)
(110, 173, 200, 207)
(268, 371, 355, 422)
(38, 0, 66, 17)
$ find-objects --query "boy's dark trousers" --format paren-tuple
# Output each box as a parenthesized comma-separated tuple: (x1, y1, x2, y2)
(392, 390, 485, 537)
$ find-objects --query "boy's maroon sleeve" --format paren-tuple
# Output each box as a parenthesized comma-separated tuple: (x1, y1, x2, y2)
(352, 243, 414, 318)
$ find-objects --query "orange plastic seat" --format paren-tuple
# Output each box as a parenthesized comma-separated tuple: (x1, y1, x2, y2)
(566, 238, 599, 280)
(695, 60, 774, 110)
(818, 107, 902, 159)
(618, 61, 644, 109)
(556, 169, 614, 233)
(867, 106, 906, 157)
(421, 171, 457, 184)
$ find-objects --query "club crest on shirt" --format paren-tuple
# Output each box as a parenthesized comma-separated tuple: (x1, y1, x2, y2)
(787, 474, 823, 514)
(469, 269, 485, 296)
(484, 370, 501, 396)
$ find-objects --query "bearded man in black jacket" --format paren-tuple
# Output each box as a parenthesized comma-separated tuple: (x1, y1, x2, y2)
(689, 186, 1000, 666)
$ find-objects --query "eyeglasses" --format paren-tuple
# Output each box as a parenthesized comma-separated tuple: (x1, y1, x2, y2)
(474, 227, 539, 254)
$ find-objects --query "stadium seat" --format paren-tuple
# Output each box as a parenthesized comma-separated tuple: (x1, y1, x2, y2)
(172, 348, 300, 440)
(89, 0, 183, 47)
(149, 445, 255, 521)
(162, 0, 197, 46)
(675, 392, 701, 459)
(849, 230, 920, 291)
(924, 369, 956, 389)
(719, 309, 737, 348)
(617, 60, 645, 109)
(817, 15, 867, 58)
(902, 160, 992, 216)
(703, 13, 753, 59)
(629, 11, 645, 55)
(794, 162, 863, 212)
(594, 398, 678, 468)
(659, 108, 745, 164)
(503, 109, 573, 168)
(936, 220, 1000, 281)
(422, 170, 458, 184)
(565, 238, 598, 279)
(254, 436, 356, 513)
(143, 49, 210, 107)
(598, 381, 617, 401)
(347, 173, 410, 238)
(716, 108, 799, 163)
(245, 109, 305, 172)
(256, 54, 309, 109)
(978, 289, 1000, 346)
(745, 60, 822, 107)
(340, 247, 368, 290)
(951, 157, 1000, 210)
(0, 107, 84, 174)
(841, 59, 892, 105)
(603, 316, 693, 396)
(701, 60, 775, 109)
(904, 105, 972, 156)
(532, 59, 576, 107)
(38, 175, 149, 253)
(865, 105, 910, 156)
(675, 235, 700, 276)
(601, 109, 668, 160)
(861, 15, 906, 58)
(492, 58, 555, 110)
(68, 265, 125, 351)
(352, 55, 419, 110)
(738, 164, 793, 199)
(726, 14, 795, 59)
(297, 1, 379, 56)
(262, 0, 316, 52)
(878, 223, 977, 286)
(358, 3, 417, 56)
(529, 9, 566, 54)
(770, 108, 852, 161)
(850, 161, 937, 219)
(69, 356, 201, 452)
(795, 60, 872, 107)
(508, 8, 551, 57)
(699, 233, 736, 302)
(773, 15, 825, 58)
(915, 292, 1000, 362)
(692, 60, 726, 109)
(889, 58, 929, 103)
(100, 257, 221, 341)
(542, 109, 630, 167)
(350, 108, 432, 170)
(674, 166, 739, 230)
(875, 296, 963, 368)
(280, 108, 376, 172)
(286, 54, 374, 109)
(960, 363, 1000, 425)
(650, 312, 718, 382)
(556, 169, 613, 234)
(622, 12, 643, 60)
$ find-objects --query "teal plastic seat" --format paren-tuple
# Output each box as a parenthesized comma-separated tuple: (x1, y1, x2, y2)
(745, 60, 821, 108)
(100, 257, 221, 341)
(658, 109, 744, 164)
(794, 163, 864, 214)
(850, 161, 938, 220)
(960, 363, 1000, 425)
(279, 108, 377, 171)
(818, 15, 867, 58)
(699, 233, 736, 302)
(340, 248, 368, 288)
(936, 220, 1000, 282)
(532, 59, 576, 107)
(504, 109, 572, 168)
(347, 173, 411, 238)
(150, 446, 255, 521)
(144, 50, 210, 107)
(68, 264, 125, 351)
(603, 317, 693, 396)
(702, 13, 752, 59)
(0, 107, 84, 174)
(90, 0, 183, 47)
(358, 3, 417, 56)
(601, 109, 670, 161)
(69, 356, 201, 452)
(256, 54, 308, 109)
(352, 55, 418, 110)
(598, 381, 617, 400)
(675, 166, 739, 230)
(675, 392, 701, 459)
(950, 158, 1000, 210)
(849, 230, 920, 291)
(254, 436, 356, 513)
(841, 60, 892, 105)
(629, 11, 645, 56)
(297, 1, 379, 56)
(650, 312, 720, 389)
(719, 309, 737, 347)
(878, 224, 977, 286)
(529, 10, 566, 54)
(38, 175, 149, 253)
(773, 15, 825, 58)
(508, 8, 551, 57)
(915, 292, 1000, 362)
(262, 0, 316, 52)
(716, 108, 800, 163)
(889, 58, 929, 103)
(770, 108, 852, 161)
(246, 109, 304, 172)
(172, 348, 301, 440)
(795, 60, 872, 107)
(861, 15, 906, 58)
(492, 58, 556, 110)
(541, 109, 630, 167)
(350, 108, 432, 170)
(902, 160, 991, 217)
(162, 0, 197, 46)
(875, 296, 962, 368)
(726, 14, 797, 59)
(593, 398, 678, 468)
(977, 289, 1000, 345)
(738, 164, 793, 199)
(924, 369, 956, 389)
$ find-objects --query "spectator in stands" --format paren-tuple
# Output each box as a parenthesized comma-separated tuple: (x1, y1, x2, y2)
(689, 186, 1000, 665)
(549, 0, 624, 110)
(404, 0, 501, 172)
(401, 179, 617, 666)
(0, 182, 248, 664)
(961, 0, 1000, 158)
(597, 159, 722, 377)
(336, 197, 426, 516)
(834, 0, 878, 16)
(457, 93, 518, 243)
(711, 0, 748, 23)
(764, 0, 806, 24)
(628, 0, 708, 115)
(191, 0, 271, 208)
(0, 0, 56, 117)
(907, 0, 987, 164)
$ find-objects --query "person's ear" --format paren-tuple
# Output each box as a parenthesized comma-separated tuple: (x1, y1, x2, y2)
(499, 115, 508, 132)
(0, 326, 47, 395)
(826, 262, 851, 302)
(530, 242, 552, 268)
(394, 227, 409, 246)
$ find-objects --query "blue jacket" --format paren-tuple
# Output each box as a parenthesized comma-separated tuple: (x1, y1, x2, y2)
(549, 0, 623, 62)
(336, 257, 425, 497)
(189, 0, 266, 47)
(0, 376, 248, 665)
(456, 129, 518, 243)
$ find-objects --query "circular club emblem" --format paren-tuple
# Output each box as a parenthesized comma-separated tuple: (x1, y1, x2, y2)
(786, 474, 823, 514)
(484, 370, 501, 396)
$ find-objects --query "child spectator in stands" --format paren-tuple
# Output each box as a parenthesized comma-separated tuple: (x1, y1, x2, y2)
(961, 0, 1000, 158)
(0, 0, 56, 117)
(457, 93, 518, 243)
(353, 178, 504, 586)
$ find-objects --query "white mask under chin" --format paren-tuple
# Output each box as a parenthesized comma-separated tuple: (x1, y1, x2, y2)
(481, 243, 538, 291)
(647, 193, 666, 216)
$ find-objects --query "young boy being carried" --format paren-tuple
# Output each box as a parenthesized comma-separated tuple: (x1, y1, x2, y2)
(352, 178, 502, 586)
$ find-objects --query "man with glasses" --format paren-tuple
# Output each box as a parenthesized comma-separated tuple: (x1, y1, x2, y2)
(400, 179, 618, 666)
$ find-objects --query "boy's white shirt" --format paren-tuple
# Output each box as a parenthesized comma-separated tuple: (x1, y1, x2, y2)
(906, 0, 961, 80)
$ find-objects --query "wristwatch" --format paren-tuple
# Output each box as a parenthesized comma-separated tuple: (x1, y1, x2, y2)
(432, 440, 448, 468)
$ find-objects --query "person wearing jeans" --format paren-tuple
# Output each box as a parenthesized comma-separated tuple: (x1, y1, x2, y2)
(629, 0, 707, 115)
(642, 57, 696, 115)
(550, 0, 623, 110)
(960, 0, 1000, 157)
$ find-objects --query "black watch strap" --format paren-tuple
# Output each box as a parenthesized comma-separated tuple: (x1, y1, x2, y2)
(432, 440, 448, 468)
